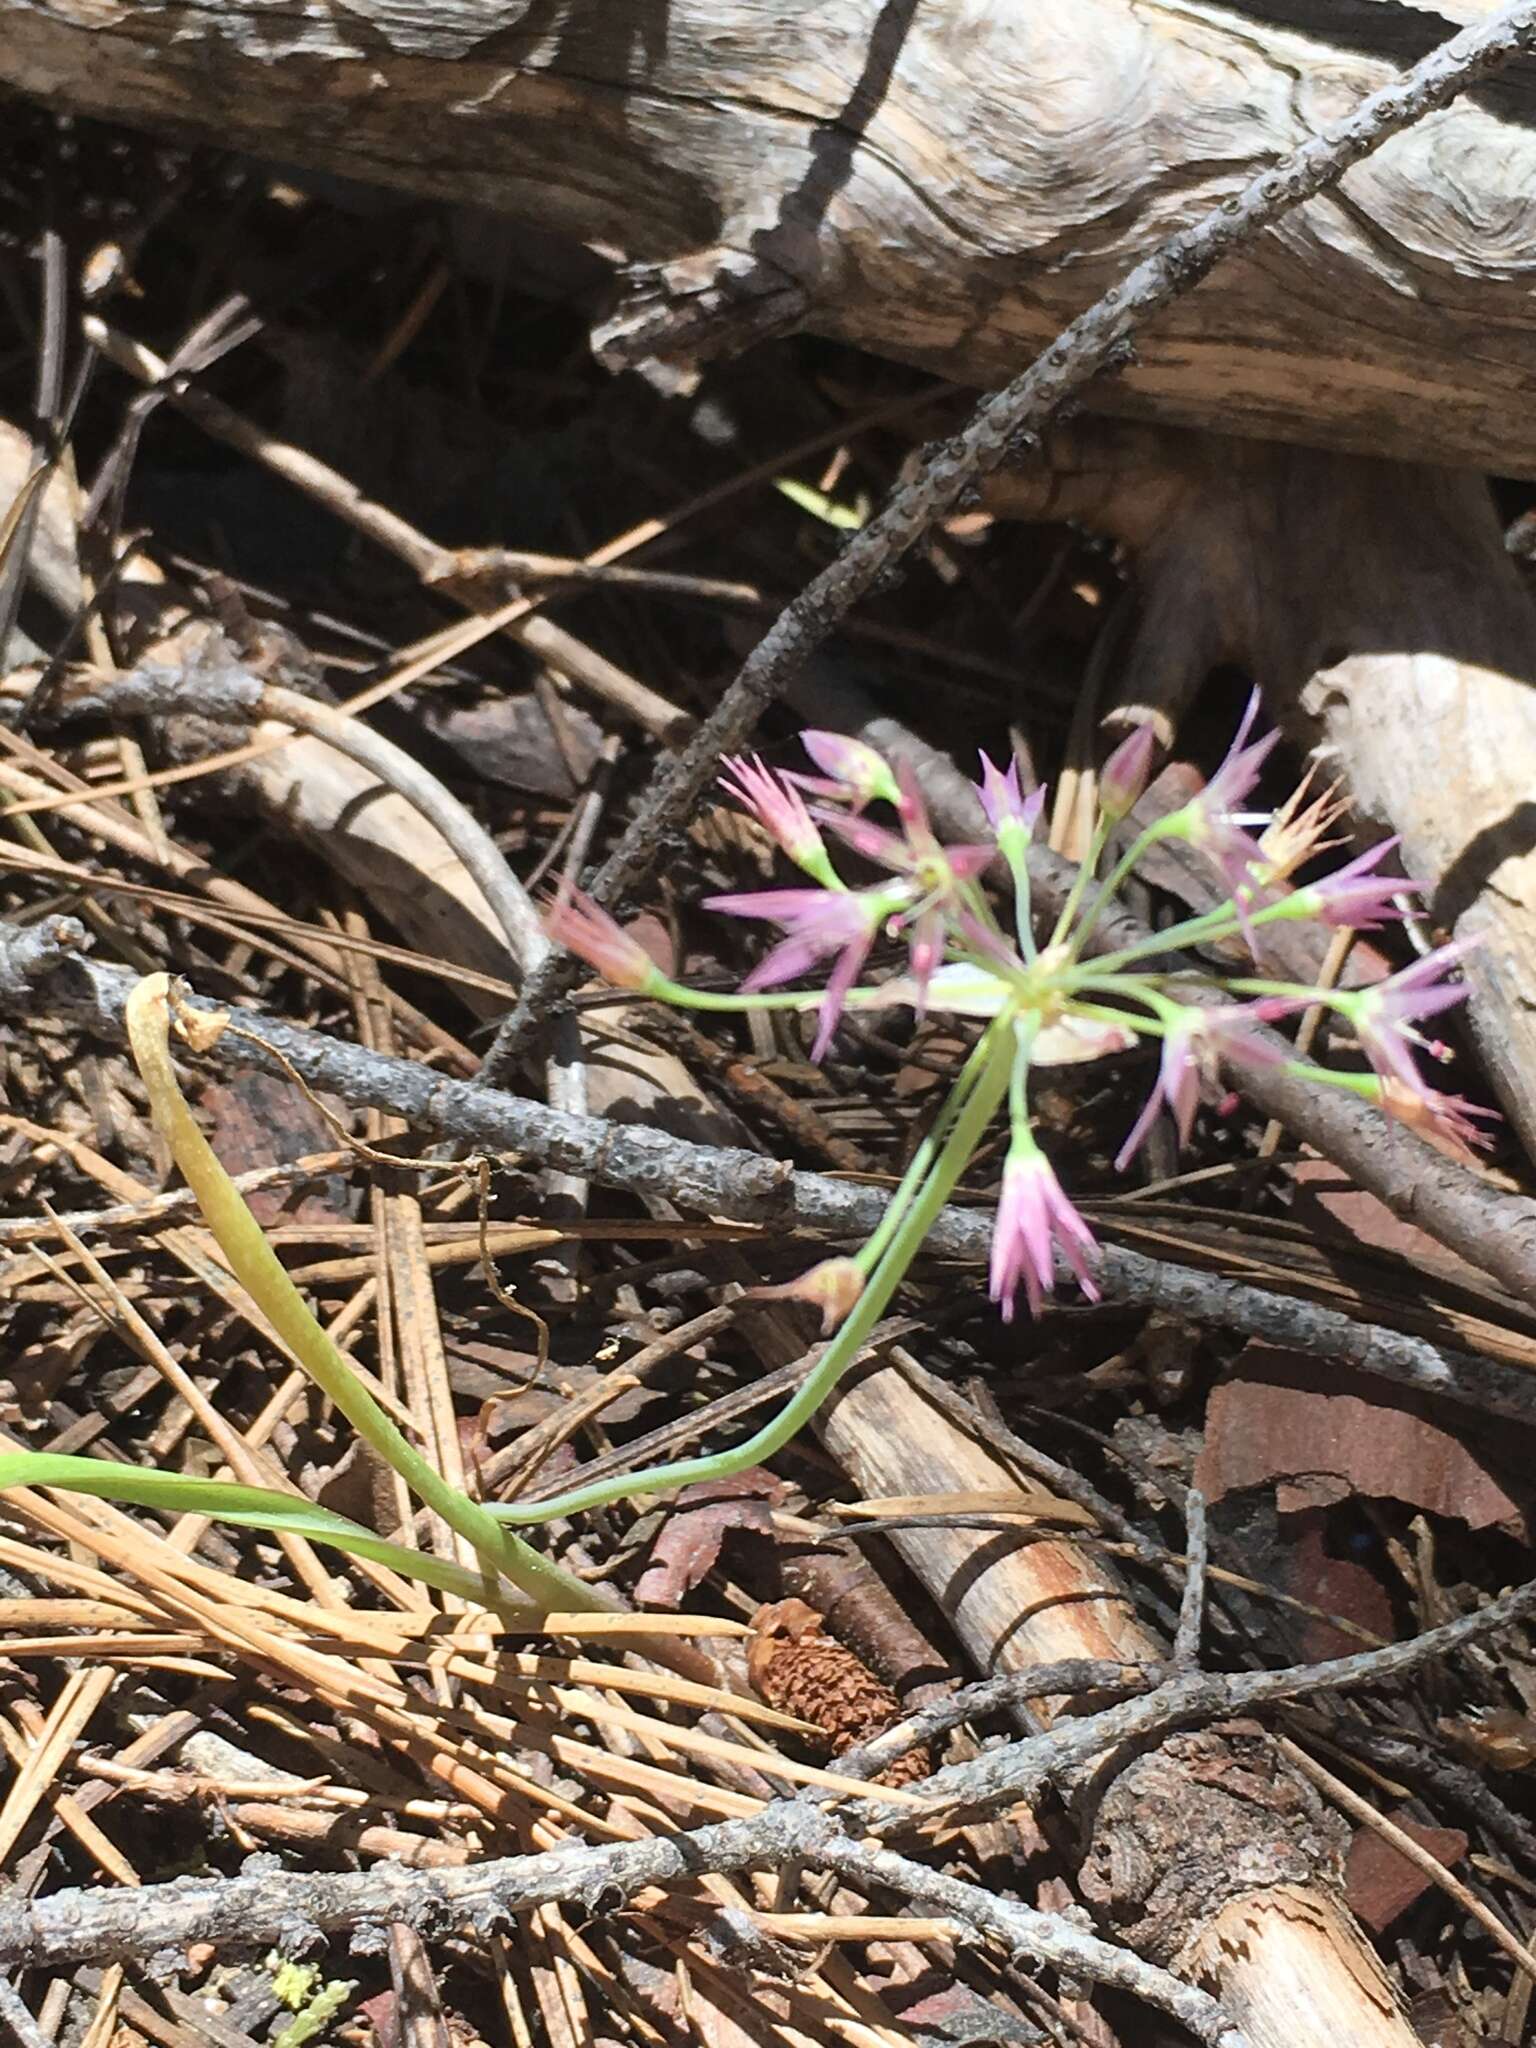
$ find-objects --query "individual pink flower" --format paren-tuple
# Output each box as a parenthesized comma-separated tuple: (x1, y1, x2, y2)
(1297, 837, 1424, 931)
(989, 1147, 1101, 1322)
(543, 888, 663, 993)
(810, 765, 992, 1013)
(1202, 688, 1281, 821)
(816, 764, 993, 888)
(1115, 1001, 1289, 1171)
(975, 750, 1046, 839)
(785, 730, 900, 811)
(719, 753, 830, 875)
(1345, 937, 1479, 1095)
(703, 885, 892, 1059)
(1253, 767, 1347, 884)
(1098, 721, 1158, 822)
(743, 1256, 865, 1334)
(1173, 689, 1282, 916)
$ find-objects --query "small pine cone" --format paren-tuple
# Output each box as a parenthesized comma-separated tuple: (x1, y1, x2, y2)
(748, 1599, 932, 1788)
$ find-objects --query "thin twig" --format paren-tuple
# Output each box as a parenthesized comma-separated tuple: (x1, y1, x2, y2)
(0, 226, 66, 669)
(0, 1977, 53, 2048)
(809, 1838, 1248, 2048)
(833, 1661, 1162, 1781)
(50, 639, 593, 1219)
(481, 0, 1536, 1080)
(1174, 1488, 1209, 1672)
(80, 316, 690, 747)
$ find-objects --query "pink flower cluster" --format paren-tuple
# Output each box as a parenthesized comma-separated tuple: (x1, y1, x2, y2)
(545, 699, 1490, 1324)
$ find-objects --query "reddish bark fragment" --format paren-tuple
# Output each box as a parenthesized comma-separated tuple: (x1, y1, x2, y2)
(1345, 1810, 1469, 1933)
(1198, 1347, 1525, 1536)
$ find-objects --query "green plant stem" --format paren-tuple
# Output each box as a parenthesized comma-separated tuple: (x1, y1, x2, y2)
(1072, 888, 1305, 977)
(1049, 813, 1113, 952)
(1222, 975, 1353, 1009)
(1064, 984, 1183, 1029)
(0, 1452, 538, 1611)
(655, 981, 836, 1014)
(491, 1009, 1018, 1525)
(854, 1026, 996, 1275)
(1284, 1061, 1380, 1099)
(123, 977, 603, 1612)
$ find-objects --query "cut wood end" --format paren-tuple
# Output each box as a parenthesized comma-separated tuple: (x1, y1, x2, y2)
(1184, 1883, 1417, 2048)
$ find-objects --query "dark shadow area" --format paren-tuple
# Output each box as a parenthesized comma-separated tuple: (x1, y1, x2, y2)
(1434, 799, 1536, 930)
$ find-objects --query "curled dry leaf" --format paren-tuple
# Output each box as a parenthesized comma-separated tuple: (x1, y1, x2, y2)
(632, 1470, 783, 1609)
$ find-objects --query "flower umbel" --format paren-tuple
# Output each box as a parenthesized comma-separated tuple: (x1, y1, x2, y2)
(544, 718, 1494, 1347)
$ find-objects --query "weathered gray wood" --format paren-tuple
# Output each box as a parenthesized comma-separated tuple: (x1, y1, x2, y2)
(8, 3, 1536, 472)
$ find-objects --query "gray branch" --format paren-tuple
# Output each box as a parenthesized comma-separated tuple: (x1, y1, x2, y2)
(810, 1838, 1248, 2048)
(2, 1567, 1531, 1976)
(5, 917, 1531, 1425)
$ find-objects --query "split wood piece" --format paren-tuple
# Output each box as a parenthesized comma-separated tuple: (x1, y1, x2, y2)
(986, 420, 1536, 1157)
(11, 7, 1536, 473)
(812, 1357, 1418, 2048)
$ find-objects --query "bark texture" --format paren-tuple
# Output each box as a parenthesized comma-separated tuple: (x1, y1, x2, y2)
(7, 3, 1536, 472)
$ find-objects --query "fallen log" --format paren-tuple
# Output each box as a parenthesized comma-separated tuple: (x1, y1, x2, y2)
(7, 3, 1536, 473)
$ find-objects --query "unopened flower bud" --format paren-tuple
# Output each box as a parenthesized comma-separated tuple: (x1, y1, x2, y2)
(544, 888, 664, 994)
(1098, 721, 1158, 822)
(744, 1256, 865, 1334)
(792, 731, 901, 811)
